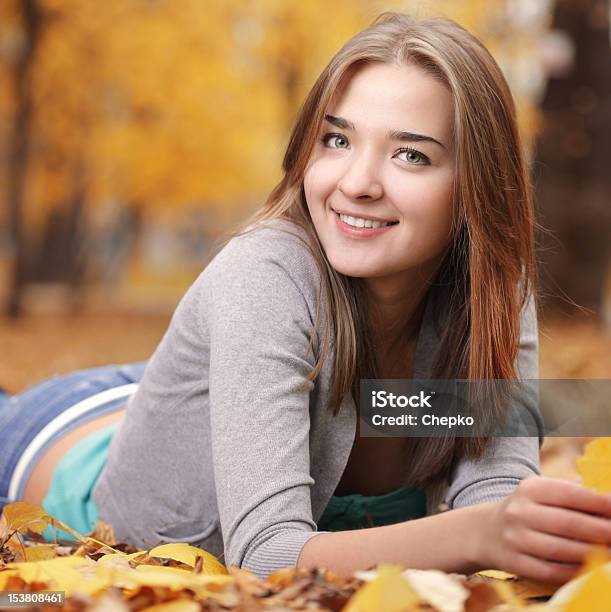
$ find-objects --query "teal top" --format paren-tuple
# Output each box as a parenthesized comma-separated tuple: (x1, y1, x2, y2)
(42, 423, 120, 541)
(43, 423, 426, 541)
(318, 486, 426, 532)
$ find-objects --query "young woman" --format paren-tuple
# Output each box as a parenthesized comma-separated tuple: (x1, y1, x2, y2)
(2, 12, 611, 584)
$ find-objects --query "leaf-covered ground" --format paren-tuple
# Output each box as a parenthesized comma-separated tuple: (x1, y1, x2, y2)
(2, 436, 611, 611)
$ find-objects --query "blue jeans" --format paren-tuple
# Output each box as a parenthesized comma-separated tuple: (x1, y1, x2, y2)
(0, 362, 147, 513)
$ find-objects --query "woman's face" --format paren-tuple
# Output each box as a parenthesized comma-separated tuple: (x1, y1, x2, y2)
(303, 62, 455, 291)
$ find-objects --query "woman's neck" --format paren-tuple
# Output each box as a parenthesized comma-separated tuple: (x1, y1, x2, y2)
(365, 274, 431, 353)
(362, 289, 426, 382)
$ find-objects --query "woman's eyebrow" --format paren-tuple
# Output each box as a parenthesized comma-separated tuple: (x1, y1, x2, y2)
(324, 114, 446, 150)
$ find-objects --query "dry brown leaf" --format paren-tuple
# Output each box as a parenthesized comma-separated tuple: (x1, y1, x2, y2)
(88, 520, 117, 547)
(463, 581, 506, 612)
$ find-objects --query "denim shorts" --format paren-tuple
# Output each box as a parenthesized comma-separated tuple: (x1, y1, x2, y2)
(0, 362, 147, 513)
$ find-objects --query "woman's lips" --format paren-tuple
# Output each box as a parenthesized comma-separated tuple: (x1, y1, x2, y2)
(333, 210, 397, 238)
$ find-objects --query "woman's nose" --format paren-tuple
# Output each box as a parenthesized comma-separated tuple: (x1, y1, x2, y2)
(337, 150, 384, 201)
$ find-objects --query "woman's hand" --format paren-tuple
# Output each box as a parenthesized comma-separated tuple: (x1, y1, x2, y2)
(479, 476, 611, 584)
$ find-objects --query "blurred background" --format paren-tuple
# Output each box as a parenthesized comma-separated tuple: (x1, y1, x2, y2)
(0, 0, 609, 397)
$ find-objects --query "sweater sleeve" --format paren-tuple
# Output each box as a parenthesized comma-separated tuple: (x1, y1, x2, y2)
(201, 229, 327, 578)
(445, 291, 541, 508)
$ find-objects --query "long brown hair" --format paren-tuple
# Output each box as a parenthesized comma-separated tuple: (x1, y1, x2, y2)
(226, 12, 537, 488)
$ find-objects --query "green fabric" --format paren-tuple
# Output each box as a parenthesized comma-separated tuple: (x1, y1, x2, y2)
(318, 486, 427, 532)
(42, 423, 120, 542)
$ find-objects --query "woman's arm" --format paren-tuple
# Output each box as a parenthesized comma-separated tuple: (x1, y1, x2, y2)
(299, 477, 611, 584)
(298, 500, 489, 577)
(204, 224, 327, 578)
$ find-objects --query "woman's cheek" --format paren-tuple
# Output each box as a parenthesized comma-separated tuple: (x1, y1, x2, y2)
(304, 164, 330, 208)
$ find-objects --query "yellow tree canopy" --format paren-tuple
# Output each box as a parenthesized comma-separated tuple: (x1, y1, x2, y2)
(0, 0, 547, 229)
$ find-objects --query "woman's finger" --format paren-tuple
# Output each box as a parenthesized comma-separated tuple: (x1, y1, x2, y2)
(515, 528, 599, 564)
(520, 477, 611, 517)
(523, 503, 611, 545)
(509, 552, 581, 585)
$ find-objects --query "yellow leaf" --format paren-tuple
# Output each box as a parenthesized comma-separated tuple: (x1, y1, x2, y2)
(24, 544, 57, 561)
(576, 438, 611, 493)
(96, 552, 134, 571)
(1, 501, 86, 543)
(2, 502, 51, 536)
(477, 569, 515, 580)
(144, 543, 227, 575)
(133, 564, 216, 583)
(477, 569, 556, 600)
(578, 546, 611, 576)
(6, 556, 105, 596)
(490, 580, 525, 608)
(98, 543, 227, 576)
(510, 578, 557, 600)
(343, 564, 421, 612)
(537, 544, 611, 609)
(565, 566, 611, 612)
(117, 564, 233, 595)
(83, 536, 125, 555)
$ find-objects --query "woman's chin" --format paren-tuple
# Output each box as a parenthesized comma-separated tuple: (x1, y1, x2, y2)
(327, 259, 383, 279)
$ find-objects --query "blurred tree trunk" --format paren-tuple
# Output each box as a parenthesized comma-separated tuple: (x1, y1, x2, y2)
(535, 0, 611, 318)
(31, 161, 88, 313)
(5, 0, 40, 318)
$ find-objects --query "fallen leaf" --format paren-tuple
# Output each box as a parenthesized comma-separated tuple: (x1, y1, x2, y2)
(89, 520, 117, 546)
(476, 569, 515, 581)
(463, 581, 505, 612)
(564, 565, 611, 612)
(576, 438, 611, 493)
(343, 565, 421, 611)
(403, 568, 469, 612)
(4, 555, 105, 596)
(475, 570, 557, 600)
(24, 543, 57, 562)
(1, 502, 50, 536)
(1, 501, 87, 544)
(142, 543, 227, 575)
(547, 541, 611, 607)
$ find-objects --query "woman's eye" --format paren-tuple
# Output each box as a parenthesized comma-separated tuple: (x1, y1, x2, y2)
(395, 148, 430, 165)
(320, 135, 429, 164)
(322, 133, 350, 149)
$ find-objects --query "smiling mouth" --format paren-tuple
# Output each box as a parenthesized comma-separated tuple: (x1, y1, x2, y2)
(333, 209, 399, 229)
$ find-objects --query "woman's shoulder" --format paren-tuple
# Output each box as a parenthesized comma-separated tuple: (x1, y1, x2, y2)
(201, 218, 321, 298)
(213, 218, 313, 261)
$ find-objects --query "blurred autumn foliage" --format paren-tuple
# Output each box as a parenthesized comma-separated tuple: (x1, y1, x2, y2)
(0, 0, 386, 315)
(0, 0, 609, 324)
(0, 1, 545, 309)
(536, 0, 611, 318)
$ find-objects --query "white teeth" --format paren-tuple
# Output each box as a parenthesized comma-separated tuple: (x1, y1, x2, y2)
(339, 213, 392, 229)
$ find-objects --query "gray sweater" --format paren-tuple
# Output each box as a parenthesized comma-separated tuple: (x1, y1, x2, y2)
(93, 219, 540, 579)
